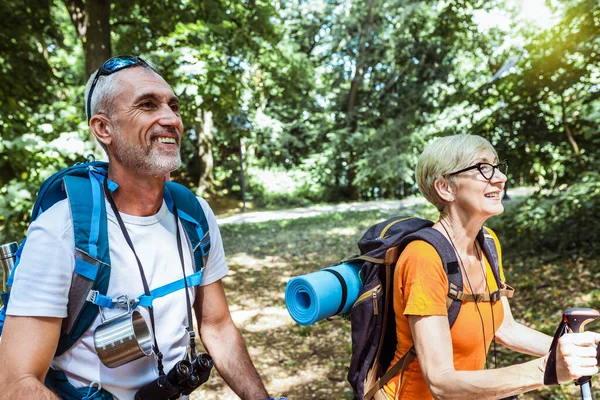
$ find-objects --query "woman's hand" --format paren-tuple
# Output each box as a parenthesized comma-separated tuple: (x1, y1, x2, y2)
(553, 331, 600, 384)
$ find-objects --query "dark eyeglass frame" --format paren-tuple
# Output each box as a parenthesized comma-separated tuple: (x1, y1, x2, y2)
(86, 55, 156, 123)
(446, 160, 508, 181)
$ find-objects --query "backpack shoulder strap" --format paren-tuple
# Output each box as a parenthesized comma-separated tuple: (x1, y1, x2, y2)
(401, 227, 463, 327)
(477, 227, 514, 301)
(164, 181, 211, 272)
(364, 227, 462, 399)
(70, 179, 213, 314)
(372, 227, 515, 398)
(56, 171, 112, 356)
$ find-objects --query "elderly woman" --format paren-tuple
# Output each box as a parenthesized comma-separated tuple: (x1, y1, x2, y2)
(382, 134, 599, 399)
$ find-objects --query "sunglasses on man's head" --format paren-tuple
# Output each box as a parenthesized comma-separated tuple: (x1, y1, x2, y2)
(86, 55, 156, 123)
(446, 160, 508, 181)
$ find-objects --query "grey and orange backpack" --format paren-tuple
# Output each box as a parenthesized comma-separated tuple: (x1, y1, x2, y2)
(345, 216, 514, 399)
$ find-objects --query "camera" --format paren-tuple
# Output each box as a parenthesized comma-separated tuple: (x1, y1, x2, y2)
(181, 353, 214, 395)
(134, 353, 214, 400)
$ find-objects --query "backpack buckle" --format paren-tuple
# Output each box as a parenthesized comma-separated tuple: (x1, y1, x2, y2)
(447, 284, 461, 300)
(86, 290, 99, 303)
(489, 290, 500, 302)
(473, 293, 485, 303)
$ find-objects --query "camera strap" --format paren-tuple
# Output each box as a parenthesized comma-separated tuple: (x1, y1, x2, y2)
(173, 204, 198, 361)
(103, 179, 196, 375)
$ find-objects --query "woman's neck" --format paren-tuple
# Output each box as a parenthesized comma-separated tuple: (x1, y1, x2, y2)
(435, 214, 482, 255)
(436, 214, 488, 293)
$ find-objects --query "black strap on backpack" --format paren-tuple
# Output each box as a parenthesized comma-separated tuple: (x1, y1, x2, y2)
(362, 227, 463, 399)
(349, 216, 515, 400)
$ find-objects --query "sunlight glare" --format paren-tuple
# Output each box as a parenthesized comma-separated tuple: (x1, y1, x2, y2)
(516, 0, 556, 29)
(473, 0, 557, 32)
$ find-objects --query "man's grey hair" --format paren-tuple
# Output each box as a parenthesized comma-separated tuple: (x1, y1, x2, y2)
(84, 63, 156, 121)
(84, 71, 122, 122)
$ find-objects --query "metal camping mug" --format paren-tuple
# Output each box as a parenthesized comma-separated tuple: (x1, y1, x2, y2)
(0, 242, 18, 291)
(94, 303, 153, 368)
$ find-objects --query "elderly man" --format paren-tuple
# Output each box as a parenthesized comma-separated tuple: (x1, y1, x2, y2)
(0, 56, 272, 400)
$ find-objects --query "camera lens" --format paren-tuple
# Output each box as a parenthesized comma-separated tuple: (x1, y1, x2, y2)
(180, 353, 214, 396)
(200, 357, 210, 369)
(176, 362, 190, 375)
(196, 354, 214, 371)
(169, 360, 193, 386)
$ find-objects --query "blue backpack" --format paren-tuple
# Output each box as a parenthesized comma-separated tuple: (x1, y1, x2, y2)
(0, 158, 211, 357)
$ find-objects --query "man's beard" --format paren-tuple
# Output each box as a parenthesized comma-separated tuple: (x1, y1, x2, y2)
(111, 125, 181, 177)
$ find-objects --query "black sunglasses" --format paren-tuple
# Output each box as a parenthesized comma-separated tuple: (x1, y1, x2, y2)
(446, 160, 508, 181)
(86, 55, 156, 123)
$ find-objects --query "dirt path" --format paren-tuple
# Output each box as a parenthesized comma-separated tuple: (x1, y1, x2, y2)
(198, 186, 537, 399)
(216, 187, 535, 225)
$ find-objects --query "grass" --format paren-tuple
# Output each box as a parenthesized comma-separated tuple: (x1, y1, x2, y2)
(193, 209, 398, 399)
(2, 194, 596, 398)
(191, 199, 600, 400)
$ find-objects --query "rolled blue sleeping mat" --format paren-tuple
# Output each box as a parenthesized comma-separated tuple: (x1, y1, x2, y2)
(285, 262, 363, 326)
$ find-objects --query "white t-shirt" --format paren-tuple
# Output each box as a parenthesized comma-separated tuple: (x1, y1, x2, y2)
(7, 196, 228, 400)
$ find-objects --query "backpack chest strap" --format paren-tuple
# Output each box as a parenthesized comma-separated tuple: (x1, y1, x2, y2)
(87, 269, 205, 309)
(447, 282, 515, 305)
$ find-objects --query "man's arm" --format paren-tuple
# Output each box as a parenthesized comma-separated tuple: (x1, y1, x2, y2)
(0, 315, 62, 400)
(194, 279, 270, 400)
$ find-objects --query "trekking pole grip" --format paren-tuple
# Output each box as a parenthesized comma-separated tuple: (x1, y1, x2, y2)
(564, 308, 600, 400)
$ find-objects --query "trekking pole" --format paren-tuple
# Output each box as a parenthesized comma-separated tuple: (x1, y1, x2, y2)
(563, 308, 600, 400)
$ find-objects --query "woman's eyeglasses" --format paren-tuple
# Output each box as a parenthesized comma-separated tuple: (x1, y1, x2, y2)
(446, 160, 508, 181)
(86, 55, 156, 123)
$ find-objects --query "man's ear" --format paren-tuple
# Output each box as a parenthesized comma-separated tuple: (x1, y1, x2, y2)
(89, 115, 114, 148)
(434, 178, 455, 203)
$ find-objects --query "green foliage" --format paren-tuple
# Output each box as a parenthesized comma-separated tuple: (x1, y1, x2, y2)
(461, 0, 600, 187)
(0, 1, 88, 243)
(489, 174, 600, 258)
(246, 177, 319, 210)
(2, 0, 600, 243)
(253, 0, 600, 201)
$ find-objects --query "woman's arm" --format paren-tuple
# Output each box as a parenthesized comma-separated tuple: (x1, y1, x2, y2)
(495, 297, 552, 356)
(410, 314, 600, 400)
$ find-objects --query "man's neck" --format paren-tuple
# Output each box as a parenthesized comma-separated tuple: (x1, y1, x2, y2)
(107, 165, 166, 216)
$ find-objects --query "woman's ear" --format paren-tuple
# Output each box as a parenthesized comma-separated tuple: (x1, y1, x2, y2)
(89, 115, 114, 148)
(434, 178, 455, 202)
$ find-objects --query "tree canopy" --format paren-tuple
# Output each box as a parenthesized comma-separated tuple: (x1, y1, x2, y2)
(1, 0, 599, 242)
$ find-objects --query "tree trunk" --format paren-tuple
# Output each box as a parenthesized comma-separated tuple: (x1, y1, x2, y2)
(561, 94, 583, 170)
(347, 0, 376, 130)
(84, 0, 112, 78)
(238, 137, 246, 213)
(196, 110, 215, 196)
(63, 0, 112, 78)
(345, 0, 376, 200)
(64, 0, 87, 42)
(63, 0, 112, 153)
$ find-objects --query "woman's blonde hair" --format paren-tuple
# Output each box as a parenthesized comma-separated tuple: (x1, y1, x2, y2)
(416, 134, 498, 211)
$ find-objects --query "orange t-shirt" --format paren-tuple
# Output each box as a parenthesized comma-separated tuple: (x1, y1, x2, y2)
(383, 229, 506, 399)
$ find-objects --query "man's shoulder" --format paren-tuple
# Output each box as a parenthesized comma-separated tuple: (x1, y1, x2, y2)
(28, 198, 73, 238)
(195, 196, 216, 220)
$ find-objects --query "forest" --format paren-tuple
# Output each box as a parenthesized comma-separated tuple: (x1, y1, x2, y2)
(1, 0, 599, 398)
(1, 0, 599, 241)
